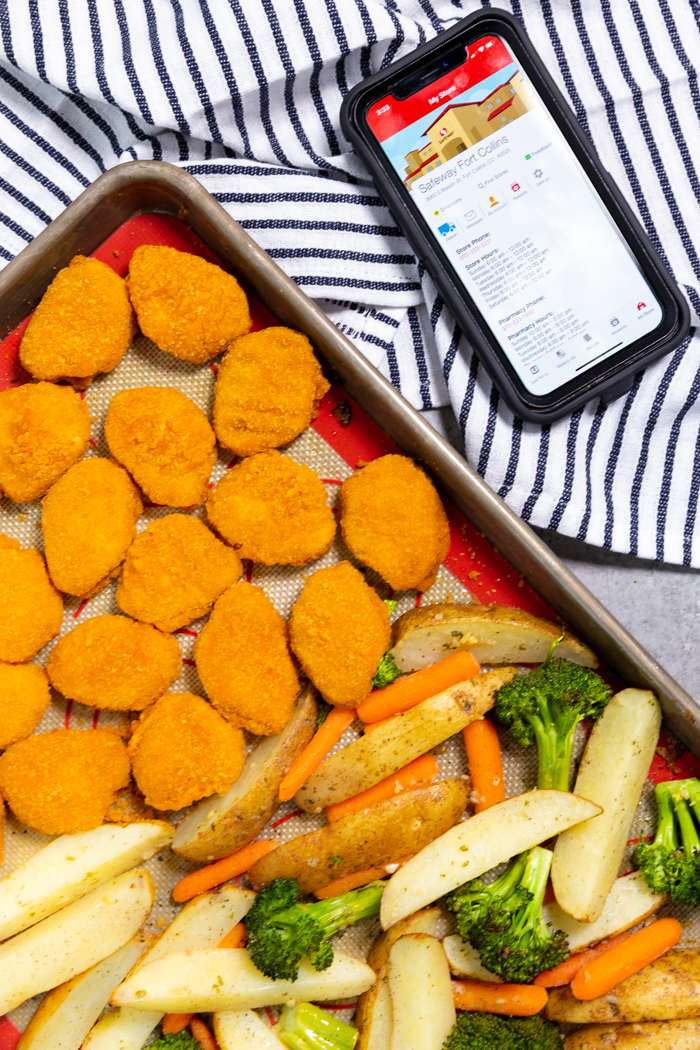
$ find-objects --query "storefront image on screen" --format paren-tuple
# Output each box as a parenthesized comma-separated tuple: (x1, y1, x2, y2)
(367, 37, 663, 398)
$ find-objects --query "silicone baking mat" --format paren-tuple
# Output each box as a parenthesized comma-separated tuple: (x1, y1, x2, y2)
(0, 214, 697, 1046)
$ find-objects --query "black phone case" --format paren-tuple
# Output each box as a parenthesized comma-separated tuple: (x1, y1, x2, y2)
(340, 9, 690, 423)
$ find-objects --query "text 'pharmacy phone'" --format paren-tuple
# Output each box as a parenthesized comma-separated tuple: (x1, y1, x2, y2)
(340, 10, 688, 423)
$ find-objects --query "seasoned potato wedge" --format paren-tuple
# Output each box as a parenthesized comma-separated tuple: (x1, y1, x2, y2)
(367, 905, 443, 972)
(542, 872, 665, 953)
(545, 950, 700, 1023)
(381, 789, 602, 929)
(249, 779, 468, 893)
(16, 938, 146, 1050)
(390, 603, 597, 672)
(0, 821, 172, 941)
(172, 687, 317, 861)
(552, 689, 662, 923)
(111, 947, 376, 1011)
(356, 966, 393, 1050)
(82, 883, 255, 1048)
(0, 867, 154, 1015)
(295, 680, 494, 813)
(388, 934, 456, 1050)
(442, 935, 502, 981)
(565, 1019, 700, 1050)
(215, 1009, 287, 1049)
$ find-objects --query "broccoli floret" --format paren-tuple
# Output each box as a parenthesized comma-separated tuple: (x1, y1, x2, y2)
(444, 1011, 563, 1050)
(149, 1032, 199, 1050)
(277, 1002, 358, 1049)
(245, 877, 384, 982)
(633, 778, 700, 903)
(494, 658, 612, 791)
(446, 846, 569, 984)
(372, 651, 401, 689)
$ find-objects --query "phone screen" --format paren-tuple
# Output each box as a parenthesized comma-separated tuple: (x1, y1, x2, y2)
(367, 36, 663, 397)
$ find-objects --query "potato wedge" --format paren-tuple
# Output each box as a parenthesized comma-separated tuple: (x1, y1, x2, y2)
(380, 789, 602, 929)
(248, 779, 468, 893)
(552, 689, 662, 923)
(111, 947, 376, 1011)
(542, 872, 665, 953)
(356, 966, 393, 1050)
(0, 867, 153, 1015)
(367, 905, 443, 972)
(172, 686, 317, 862)
(214, 1009, 287, 1049)
(442, 935, 502, 981)
(565, 1019, 700, 1050)
(390, 603, 597, 672)
(295, 681, 491, 813)
(544, 949, 700, 1023)
(388, 934, 456, 1050)
(16, 937, 146, 1050)
(0, 821, 172, 941)
(82, 883, 255, 1048)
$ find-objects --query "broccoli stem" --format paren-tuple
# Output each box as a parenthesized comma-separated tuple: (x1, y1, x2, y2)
(526, 689, 580, 791)
(277, 1002, 359, 1050)
(667, 781, 700, 857)
(510, 847, 551, 937)
(653, 784, 679, 851)
(303, 881, 385, 939)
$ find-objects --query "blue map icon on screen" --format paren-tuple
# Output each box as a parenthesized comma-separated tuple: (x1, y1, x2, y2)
(438, 222, 456, 235)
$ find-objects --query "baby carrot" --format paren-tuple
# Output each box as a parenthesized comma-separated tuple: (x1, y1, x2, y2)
(571, 917, 682, 1001)
(313, 856, 413, 899)
(162, 1013, 194, 1034)
(190, 1016, 219, 1050)
(363, 713, 396, 734)
(452, 979, 548, 1016)
(172, 839, 279, 902)
(357, 650, 480, 723)
(534, 931, 630, 987)
(325, 753, 439, 822)
(278, 706, 356, 802)
(218, 921, 247, 949)
(462, 717, 505, 813)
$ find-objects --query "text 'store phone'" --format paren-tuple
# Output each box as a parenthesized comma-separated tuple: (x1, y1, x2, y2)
(340, 10, 689, 423)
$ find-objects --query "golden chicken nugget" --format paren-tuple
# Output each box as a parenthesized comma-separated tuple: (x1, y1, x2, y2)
(338, 454, 450, 592)
(128, 692, 245, 810)
(206, 450, 336, 566)
(105, 386, 216, 508)
(0, 662, 51, 748)
(116, 513, 241, 632)
(46, 614, 182, 711)
(127, 245, 250, 363)
(0, 381, 90, 503)
(0, 539, 63, 663)
(0, 728, 130, 834)
(213, 327, 330, 456)
(42, 458, 143, 599)
(288, 560, 390, 708)
(195, 581, 300, 736)
(19, 255, 136, 384)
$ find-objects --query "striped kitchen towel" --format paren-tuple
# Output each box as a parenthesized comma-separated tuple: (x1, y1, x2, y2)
(0, 0, 699, 565)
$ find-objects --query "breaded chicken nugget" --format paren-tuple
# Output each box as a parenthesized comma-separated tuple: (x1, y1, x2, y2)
(105, 386, 216, 508)
(213, 327, 330, 456)
(338, 454, 450, 592)
(0, 662, 51, 748)
(117, 514, 241, 632)
(42, 458, 143, 599)
(195, 582, 300, 735)
(206, 450, 336, 566)
(128, 693, 245, 810)
(46, 614, 181, 711)
(127, 245, 251, 363)
(0, 539, 63, 663)
(288, 560, 390, 708)
(19, 255, 136, 385)
(0, 728, 130, 834)
(0, 381, 90, 503)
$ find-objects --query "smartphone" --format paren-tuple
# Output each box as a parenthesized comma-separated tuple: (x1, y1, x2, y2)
(340, 10, 689, 423)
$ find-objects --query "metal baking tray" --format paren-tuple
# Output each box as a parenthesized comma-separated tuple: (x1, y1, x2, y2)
(0, 158, 696, 754)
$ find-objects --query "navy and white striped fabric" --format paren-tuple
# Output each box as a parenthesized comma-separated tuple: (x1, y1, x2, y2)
(1, 0, 700, 565)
